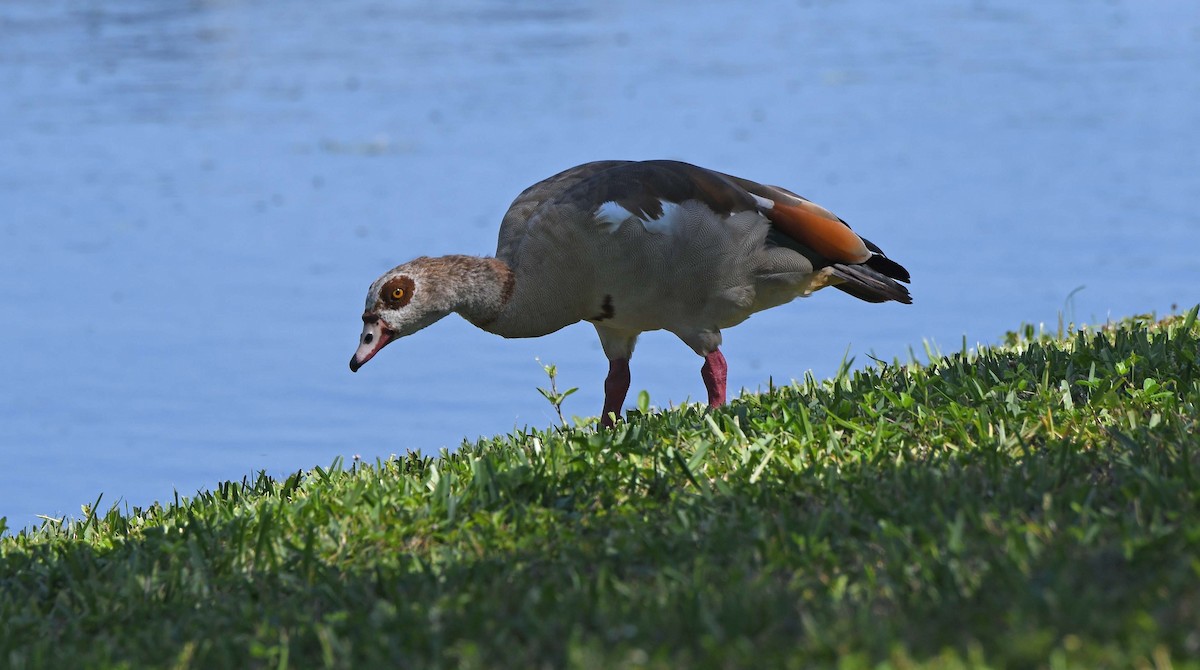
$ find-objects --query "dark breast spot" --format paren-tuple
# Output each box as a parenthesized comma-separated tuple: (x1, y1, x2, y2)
(589, 294, 616, 322)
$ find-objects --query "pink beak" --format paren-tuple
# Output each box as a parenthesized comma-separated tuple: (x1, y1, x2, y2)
(349, 314, 394, 372)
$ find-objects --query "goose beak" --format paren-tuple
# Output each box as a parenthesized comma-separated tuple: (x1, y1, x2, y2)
(349, 314, 394, 372)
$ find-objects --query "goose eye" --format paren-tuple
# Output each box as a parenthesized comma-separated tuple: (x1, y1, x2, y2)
(381, 276, 415, 306)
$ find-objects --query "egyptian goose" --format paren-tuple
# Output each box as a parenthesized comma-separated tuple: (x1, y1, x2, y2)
(350, 160, 911, 427)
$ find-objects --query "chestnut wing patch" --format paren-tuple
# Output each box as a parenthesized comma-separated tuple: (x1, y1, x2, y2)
(765, 200, 872, 264)
(718, 172, 872, 264)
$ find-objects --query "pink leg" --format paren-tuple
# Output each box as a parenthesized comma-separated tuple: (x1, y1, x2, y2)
(600, 357, 631, 428)
(701, 349, 728, 407)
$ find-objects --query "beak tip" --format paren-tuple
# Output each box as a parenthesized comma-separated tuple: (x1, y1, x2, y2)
(350, 321, 392, 373)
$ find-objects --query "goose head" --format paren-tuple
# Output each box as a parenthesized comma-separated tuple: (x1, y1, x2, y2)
(349, 259, 454, 372)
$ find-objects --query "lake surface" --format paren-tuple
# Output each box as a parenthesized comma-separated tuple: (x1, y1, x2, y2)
(2, 0, 1198, 531)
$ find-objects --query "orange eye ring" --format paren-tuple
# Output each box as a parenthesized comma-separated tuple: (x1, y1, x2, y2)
(391, 288, 405, 300)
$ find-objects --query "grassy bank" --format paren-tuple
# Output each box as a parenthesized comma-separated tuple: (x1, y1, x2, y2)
(2, 309, 1199, 669)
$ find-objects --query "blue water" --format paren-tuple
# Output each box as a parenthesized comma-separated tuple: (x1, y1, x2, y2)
(2, 0, 1198, 531)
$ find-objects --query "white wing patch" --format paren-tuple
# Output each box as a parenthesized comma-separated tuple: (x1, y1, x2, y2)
(594, 199, 682, 235)
(595, 201, 636, 232)
(750, 193, 775, 211)
(640, 201, 679, 234)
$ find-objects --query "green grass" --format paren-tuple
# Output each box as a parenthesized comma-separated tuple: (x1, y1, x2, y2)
(3, 308, 1199, 669)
